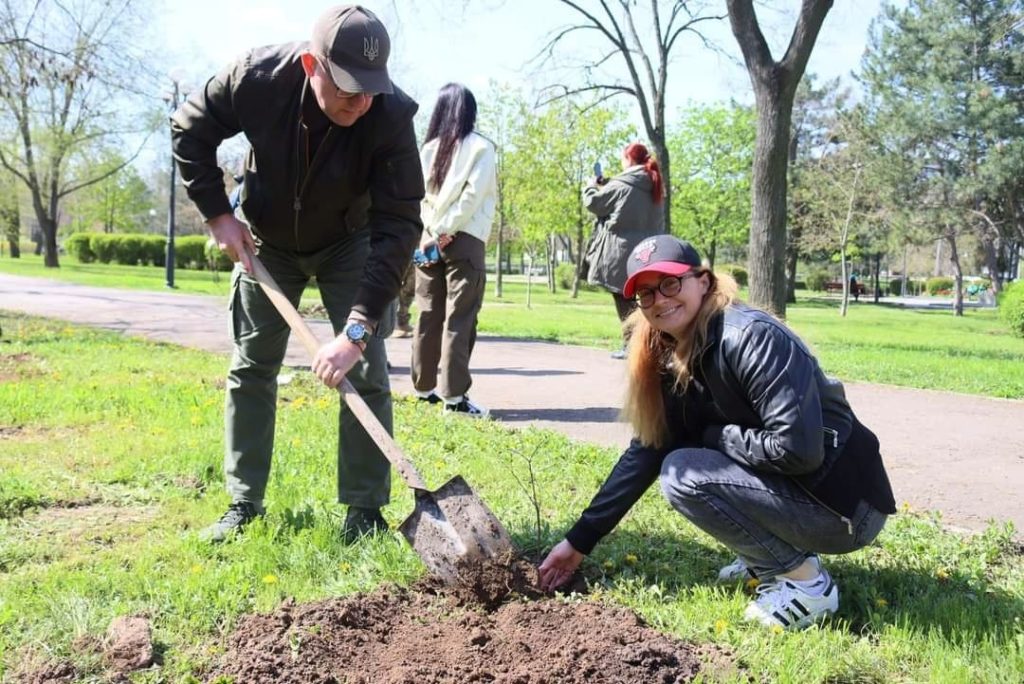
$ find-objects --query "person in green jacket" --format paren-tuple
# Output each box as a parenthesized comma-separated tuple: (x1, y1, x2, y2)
(171, 5, 425, 543)
(582, 142, 666, 359)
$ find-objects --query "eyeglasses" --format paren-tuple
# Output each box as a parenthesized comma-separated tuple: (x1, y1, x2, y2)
(314, 56, 377, 100)
(634, 272, 699, 309)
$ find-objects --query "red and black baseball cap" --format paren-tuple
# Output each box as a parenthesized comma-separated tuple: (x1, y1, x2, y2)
(622, 235, 703, 298)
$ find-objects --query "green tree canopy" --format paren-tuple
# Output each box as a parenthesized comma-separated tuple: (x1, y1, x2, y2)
(668, 102, 755, 268)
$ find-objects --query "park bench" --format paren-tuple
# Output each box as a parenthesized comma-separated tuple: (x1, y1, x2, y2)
(824, 281, 867, 296)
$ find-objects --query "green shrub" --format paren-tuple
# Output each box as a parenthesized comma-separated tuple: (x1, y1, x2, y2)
(175, 235, 209, 269)
(555, 262, 576, 290)
(142, 235, 166, 266)
(205, 239, 233, 272)
(998, 281, 1024, 338)
(553, 261, 599, 291)
(806, 269, 830, 292)
(113, 234, 145, 265)
(926, 276, 954, 295)
(64, 233, 95, 263)
(90, 234, 117, 263)
(717, 263, 748, 287)
(792, 279, 806, 291)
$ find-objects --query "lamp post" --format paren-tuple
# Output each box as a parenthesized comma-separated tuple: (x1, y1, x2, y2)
(164, 76, 183, 288)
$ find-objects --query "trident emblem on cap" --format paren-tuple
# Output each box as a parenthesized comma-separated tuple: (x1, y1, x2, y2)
(364, 36, 379, 61)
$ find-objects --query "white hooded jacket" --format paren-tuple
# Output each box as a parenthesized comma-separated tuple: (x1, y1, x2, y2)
(420, 131, 497, 243)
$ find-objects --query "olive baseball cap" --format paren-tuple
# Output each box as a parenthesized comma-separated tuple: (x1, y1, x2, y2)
(311, 5, 393, 95)
(622, 235, 703, 298)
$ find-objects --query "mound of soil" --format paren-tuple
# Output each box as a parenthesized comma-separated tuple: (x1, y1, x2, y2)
(209, 581, 721, 684)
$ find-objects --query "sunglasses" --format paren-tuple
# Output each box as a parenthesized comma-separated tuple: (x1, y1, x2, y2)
(634, 272, 700, 309)
(314, 56, 377, 100)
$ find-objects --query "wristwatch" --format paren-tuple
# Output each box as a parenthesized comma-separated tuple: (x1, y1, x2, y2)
(342, 320, 369, 350)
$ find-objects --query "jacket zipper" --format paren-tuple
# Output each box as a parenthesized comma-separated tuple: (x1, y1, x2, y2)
(793, 479, 854, 536)
(293, 122, 334, 251)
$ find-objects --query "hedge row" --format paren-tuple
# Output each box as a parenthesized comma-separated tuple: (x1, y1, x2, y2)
(998, 281, 1024, 338)
(64, 233, 232, 271)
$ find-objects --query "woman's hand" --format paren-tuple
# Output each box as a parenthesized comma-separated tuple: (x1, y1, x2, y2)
(538, 539, 584, 592)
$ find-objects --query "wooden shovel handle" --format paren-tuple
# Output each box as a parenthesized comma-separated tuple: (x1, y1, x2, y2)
(246, 252, 428, 491)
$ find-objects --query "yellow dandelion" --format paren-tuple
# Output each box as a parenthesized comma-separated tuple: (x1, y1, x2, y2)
(291, 438, 302, 448)
(624, 554, 638, 566)
(315, 397, 331, 410)
(770, 624, 785, 635)
(936, 567, 950, 582)
(339, 562, 351, 573)
(900, 501, 913, 513)
(262, 574, 278, 584)
(875, 597, 888, 608)
(745, 577, 762, 591)
(602, 560, 615, 570)
(714, 619, 728, 635)
(190, 564, 202, 574)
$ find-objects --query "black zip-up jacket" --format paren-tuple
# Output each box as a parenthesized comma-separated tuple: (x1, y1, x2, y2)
(170, 42, 424, 322)
(566, 303, 896, 555)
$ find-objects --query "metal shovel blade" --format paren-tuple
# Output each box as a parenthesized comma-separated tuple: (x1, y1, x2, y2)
(398, 475, 516, 583)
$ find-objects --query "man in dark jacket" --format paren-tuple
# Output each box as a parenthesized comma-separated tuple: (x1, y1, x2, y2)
(171, 5, 424, 543)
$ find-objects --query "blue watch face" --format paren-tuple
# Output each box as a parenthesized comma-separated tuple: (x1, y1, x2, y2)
(346, 322, 367, 342)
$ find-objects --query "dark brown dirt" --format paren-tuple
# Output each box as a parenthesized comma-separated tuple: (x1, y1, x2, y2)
(208, 583, 722, 684)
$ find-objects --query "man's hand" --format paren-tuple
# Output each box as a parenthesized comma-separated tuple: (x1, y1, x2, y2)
(311, 336, 363, 389)
(436, 233, 454, 249)
(207, 213, 256, 272)
(537, 539, 584, 592)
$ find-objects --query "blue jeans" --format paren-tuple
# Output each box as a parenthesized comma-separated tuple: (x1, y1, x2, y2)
(224, 234, 396, 509)
(659, 448, 887, 578)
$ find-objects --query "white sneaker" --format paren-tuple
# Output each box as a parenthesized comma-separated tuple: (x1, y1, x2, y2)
(443, 395, 489, 418)
(743, 573, 838, 630)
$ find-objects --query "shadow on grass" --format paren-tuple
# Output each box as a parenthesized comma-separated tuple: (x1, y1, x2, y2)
(565, 528, 1023, 644)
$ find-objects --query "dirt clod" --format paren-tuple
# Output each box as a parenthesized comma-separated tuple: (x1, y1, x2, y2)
(208, 584, 721, 683)
(104, 616, 153, 674)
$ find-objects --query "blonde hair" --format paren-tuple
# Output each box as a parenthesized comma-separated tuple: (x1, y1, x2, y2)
(621, 269, 739, 448)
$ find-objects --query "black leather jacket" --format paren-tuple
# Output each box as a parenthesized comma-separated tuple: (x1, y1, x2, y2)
(566, 303, 895, 554)
(171, 42, 424, 322)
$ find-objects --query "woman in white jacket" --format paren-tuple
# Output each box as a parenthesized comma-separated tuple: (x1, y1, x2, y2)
(411, 84, 497, 416)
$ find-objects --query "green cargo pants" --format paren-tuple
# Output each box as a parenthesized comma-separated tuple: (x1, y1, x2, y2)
(223, 233, 395, 509)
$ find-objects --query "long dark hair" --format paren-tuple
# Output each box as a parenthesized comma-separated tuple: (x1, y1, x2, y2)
(623, 142, 664, 204)
(424, 83, 477, 191)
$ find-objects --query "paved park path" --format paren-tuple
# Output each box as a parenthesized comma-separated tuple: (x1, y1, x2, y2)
(3, 272, 1022, 537)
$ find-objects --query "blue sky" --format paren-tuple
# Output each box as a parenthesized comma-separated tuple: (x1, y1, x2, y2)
(161, 0, 893, 121)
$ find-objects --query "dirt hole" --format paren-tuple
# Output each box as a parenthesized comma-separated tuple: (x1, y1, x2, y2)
(209, 560, 732, 684)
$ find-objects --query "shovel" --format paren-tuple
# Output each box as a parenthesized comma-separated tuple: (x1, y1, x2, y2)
(245, 252, 516, 583)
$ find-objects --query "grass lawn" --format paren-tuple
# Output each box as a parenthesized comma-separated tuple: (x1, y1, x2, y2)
(4, 254, 1024, 398)
(1, 314, 1022, 682)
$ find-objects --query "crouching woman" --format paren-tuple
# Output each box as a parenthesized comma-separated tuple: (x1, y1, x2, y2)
(538, 235, 896, 630)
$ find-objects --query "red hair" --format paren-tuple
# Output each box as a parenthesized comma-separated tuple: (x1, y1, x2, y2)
(623, 142, 664, 204)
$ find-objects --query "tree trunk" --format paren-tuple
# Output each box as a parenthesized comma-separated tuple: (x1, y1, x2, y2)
(980, 230, 1001, 293)
(945, 231, 964, 317)
(785, 223, 801, 304)
(873, 252, 881, 303)
(572, 217, 584, 299)
(494, 219, 504, 298)
(728, 0, 833, 317)
(652, 138, 671, 234)
(839, 246, 849, 318)
(748, 87, 792, 316)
